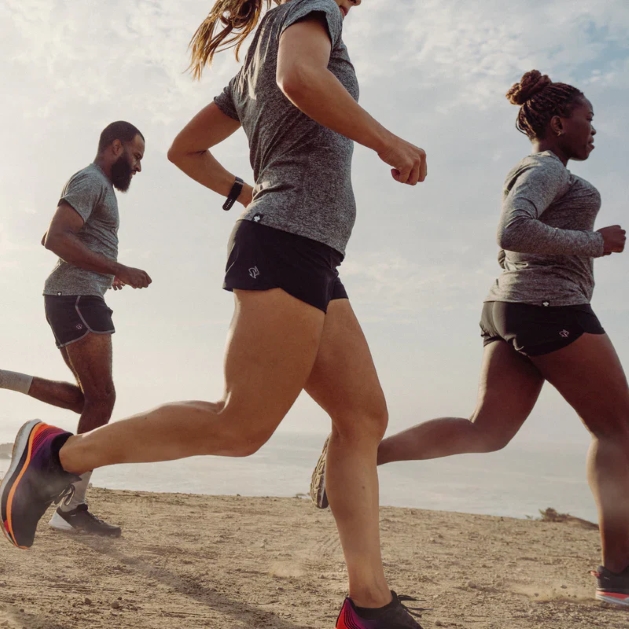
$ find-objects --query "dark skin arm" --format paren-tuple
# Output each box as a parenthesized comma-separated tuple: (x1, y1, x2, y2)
(43, 201, 152, 288)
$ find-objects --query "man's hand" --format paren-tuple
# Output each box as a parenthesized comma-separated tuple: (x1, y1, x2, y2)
(114, 265, 152, 289)
(112, 277, 126, 291)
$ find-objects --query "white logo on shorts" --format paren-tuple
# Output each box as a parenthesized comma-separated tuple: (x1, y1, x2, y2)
(76, 324, 83, 330)
(249, 266, 260, 279)
(559, 330, 570, 338)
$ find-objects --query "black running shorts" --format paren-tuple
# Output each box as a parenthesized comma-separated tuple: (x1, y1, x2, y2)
(223, 220, 348, 313)
(480, 301, 605, 357)
(44, 295, 115, 349)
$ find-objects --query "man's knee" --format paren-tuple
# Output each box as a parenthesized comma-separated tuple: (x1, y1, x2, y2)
(84, 384, 116, 414)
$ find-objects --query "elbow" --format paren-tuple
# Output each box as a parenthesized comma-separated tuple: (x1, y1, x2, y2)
(277, 65, 311, 103)
(497, 231, 512, 251)
(167, 144, 182, 166)
(44, 232, 60, 253)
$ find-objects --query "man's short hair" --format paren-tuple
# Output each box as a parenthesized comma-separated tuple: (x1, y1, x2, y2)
(98, 121, 144, 153)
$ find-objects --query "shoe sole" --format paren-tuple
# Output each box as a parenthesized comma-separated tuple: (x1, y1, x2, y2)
(596, 591, 629, 607)
(0, 420, 43, 549)
(310, 436, 330, 509)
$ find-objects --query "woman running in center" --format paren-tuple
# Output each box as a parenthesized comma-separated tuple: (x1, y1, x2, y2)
(311, 69, 629, 609)
(0, 0, 429, 627)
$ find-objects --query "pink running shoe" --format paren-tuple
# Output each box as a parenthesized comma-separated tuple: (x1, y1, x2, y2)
(1, 420, 78, 549)
(336, 592, 425, 629)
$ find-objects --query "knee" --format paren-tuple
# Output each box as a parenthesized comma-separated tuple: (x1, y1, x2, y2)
(588, 417, 629, 444)
(468, 417, 513, 453)
(332, 402, 388, 444)
(224, 429, 274, 458)
(84, 385, 116, 415)
(474, 434, 511, 453)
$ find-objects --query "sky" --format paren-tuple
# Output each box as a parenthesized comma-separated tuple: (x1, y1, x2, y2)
(1, 0, 629, 450)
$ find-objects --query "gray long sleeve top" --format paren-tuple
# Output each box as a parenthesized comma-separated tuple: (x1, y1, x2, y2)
(486, 151, 604, 307)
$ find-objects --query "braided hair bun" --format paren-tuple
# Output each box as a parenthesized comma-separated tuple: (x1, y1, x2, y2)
(506, 70, 553, 106)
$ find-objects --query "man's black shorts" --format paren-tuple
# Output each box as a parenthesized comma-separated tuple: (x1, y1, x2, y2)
(223, 220, 348, 313)
(44, 295, 115, 349)
(480, 301, 605, 357)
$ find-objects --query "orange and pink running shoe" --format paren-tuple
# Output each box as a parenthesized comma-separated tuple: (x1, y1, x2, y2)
(336, 592, 425, 629)
(1, 420, 78, 549)
(593, 565, 629, 607)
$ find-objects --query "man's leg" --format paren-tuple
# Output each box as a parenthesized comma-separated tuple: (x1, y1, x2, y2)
(49, 332, 118, 535)
(0, 369, 84, 413)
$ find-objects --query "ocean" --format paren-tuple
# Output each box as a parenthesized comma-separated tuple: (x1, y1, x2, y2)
(0, 430, 597, 523)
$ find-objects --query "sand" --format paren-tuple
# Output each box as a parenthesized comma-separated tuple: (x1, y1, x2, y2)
(0, 488, 627, 629)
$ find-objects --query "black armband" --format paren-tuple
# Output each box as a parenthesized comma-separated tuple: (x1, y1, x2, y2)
(222, 177, 244, 211)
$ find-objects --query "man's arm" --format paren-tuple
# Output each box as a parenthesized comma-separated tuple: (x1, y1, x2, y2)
(44, 201, 151, 288)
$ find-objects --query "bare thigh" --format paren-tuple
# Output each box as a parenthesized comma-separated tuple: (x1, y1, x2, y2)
(60, 347, 80, 385)
(218, 288, 326, 448)
(471, 340, 545, 445)
(529, 333, 629, 435)
(305, 299, 387, 437)
(64, 333, 114, 399)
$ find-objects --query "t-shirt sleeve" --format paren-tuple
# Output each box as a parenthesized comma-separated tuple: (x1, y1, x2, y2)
(498, 157, 604, 257)
(59, 169, 106, 223)
(214, 77, 240, 122)
(281, 0, 343, 48)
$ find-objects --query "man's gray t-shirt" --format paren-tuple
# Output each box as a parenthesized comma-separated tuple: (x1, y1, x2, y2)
(44, 163, 119, 297)
(214, 0, 359, 255)
(486, 151, 605, 307)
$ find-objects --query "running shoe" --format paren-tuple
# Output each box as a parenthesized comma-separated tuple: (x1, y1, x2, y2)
(593, 565, 629, 607)
(49, 504, 122, 537)
(336, 592, 424, 629)
(310, 435, 329, 509)
(0, 420, 78, 549)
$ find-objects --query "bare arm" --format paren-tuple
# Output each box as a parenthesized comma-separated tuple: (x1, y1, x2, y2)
(167, 105, 253, 207)
(44, 202, 151, 288)
(277, 18, 427, 185)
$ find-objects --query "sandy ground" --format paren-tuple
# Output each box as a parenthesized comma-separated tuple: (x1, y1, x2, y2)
(0, 488, 627, 628)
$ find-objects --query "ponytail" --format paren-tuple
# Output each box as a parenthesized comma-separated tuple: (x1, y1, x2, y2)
(188, 0, 281, 79)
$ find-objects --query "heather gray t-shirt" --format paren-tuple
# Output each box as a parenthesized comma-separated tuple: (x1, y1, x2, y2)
(214, 0, 359, 255)
(486, 151, 605, 307)
(44, 163, 119, 297)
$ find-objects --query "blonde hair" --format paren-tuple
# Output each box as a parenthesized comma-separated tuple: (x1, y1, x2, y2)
(188, 0, 282, 79)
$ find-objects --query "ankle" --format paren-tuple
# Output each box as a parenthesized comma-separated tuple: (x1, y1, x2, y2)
(349, 587, 392, 610)
(58, 435, 85, 475)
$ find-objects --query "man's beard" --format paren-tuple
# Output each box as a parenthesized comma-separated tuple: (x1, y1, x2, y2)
(110, 154, 133, 192)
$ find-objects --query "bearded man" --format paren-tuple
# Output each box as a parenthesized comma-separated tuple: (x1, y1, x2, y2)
(0, 121, 152, 536)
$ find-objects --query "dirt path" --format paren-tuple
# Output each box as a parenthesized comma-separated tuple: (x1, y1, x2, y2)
(0, 488, 626, 628)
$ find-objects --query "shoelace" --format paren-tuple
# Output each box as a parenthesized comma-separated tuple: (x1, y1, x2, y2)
(52, 484, 75, 507)
(397, 594, 429, 620)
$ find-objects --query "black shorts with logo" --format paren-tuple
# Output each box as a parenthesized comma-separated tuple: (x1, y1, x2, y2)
(480, 301, 605, 357)
(223, 220, 348, 313)
(44, 295, 115, 349)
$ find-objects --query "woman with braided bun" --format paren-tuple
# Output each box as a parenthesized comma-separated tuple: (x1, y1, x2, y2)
(0, 0, 429, 627)
(312, 69, 629, 606)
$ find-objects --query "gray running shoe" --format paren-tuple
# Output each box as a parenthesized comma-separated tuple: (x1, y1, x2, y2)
(310, 435, 329, 509)
(593, 565, 629, 607)
(49, 504, 122, 537)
